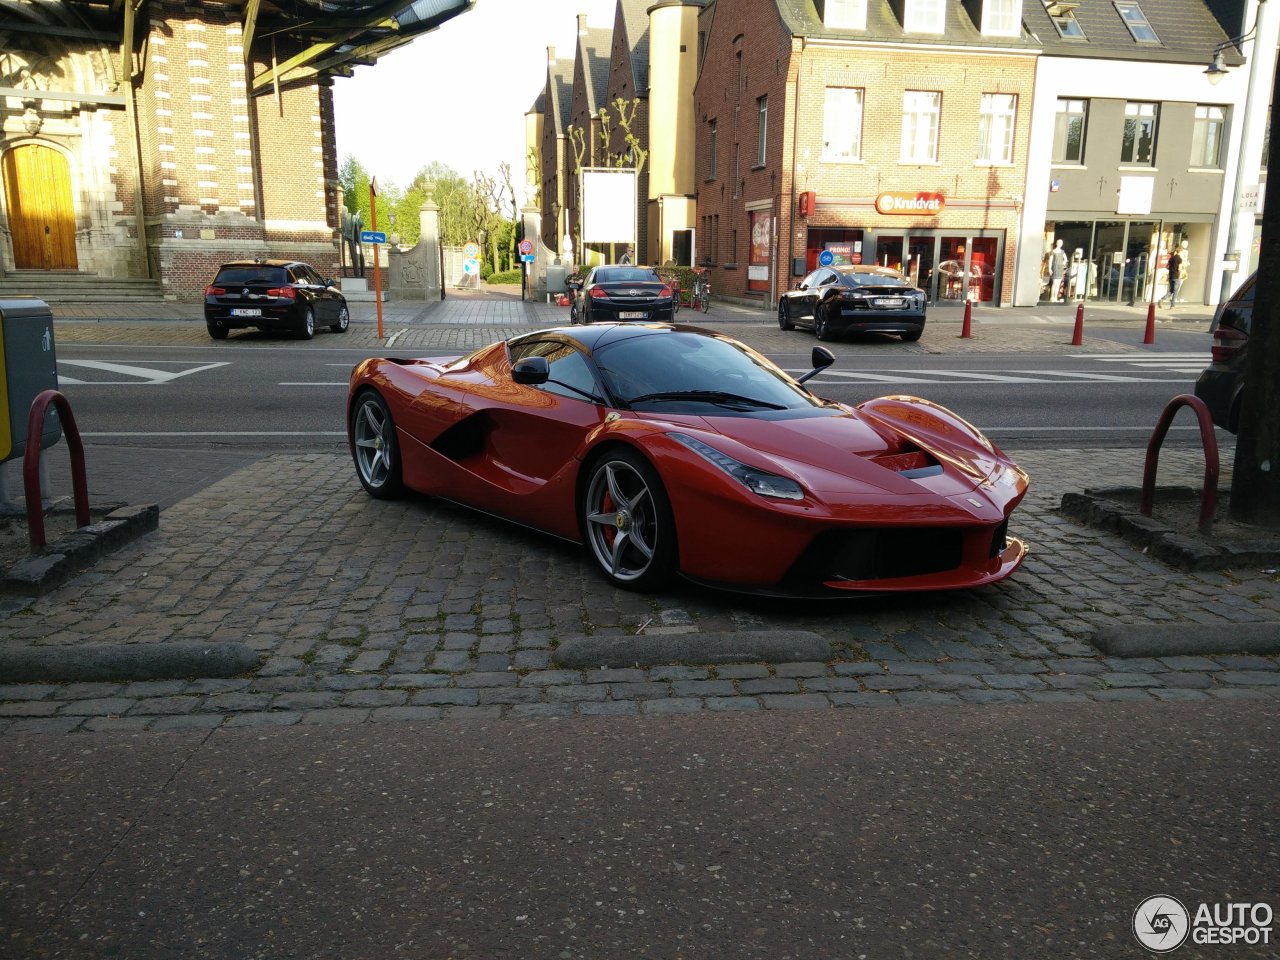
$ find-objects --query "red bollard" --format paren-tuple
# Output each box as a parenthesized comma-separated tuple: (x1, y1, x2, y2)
(1143, 301, 1156, 345)
(960, 299, 973, 339)
(1071, 301, 1085, 346)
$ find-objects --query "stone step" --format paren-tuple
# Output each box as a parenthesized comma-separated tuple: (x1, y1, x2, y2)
(0, 272, 165, 303)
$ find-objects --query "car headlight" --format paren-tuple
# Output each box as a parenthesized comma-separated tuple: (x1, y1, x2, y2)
(669, 433, 804, 501)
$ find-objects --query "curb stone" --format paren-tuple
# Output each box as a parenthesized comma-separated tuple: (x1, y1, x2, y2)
(1, 503, 159, 597)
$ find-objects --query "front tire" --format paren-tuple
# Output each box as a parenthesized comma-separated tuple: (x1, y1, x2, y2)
(331, 305, 350, 333)
(299, 306, 315, 340)
(580, 448, 677, 591)
(350, 390, 404, 499)
(778, 300, 794, 331)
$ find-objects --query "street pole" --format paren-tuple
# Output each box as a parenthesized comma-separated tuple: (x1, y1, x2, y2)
(370, 177, 384, 339)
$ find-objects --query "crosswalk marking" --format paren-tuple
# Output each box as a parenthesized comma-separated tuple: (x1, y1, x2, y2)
(1076, 352, 1209, 373)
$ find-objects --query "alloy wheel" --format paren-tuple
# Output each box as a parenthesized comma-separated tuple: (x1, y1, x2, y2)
(581, 452, 675, 589)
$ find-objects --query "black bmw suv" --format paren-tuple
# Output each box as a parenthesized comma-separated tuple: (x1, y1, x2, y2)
(204, 259, 349, 340)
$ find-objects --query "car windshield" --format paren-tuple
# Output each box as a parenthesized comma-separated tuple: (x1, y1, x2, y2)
(594, 267, 662, 284)
(593, 330, 819, 410)
(837, 270, 911, 289)
(215, 266, 288, 285)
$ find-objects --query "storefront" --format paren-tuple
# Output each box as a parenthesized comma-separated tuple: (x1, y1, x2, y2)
(802, 227, 1008, 306)
(1040, 218, 1211, 305)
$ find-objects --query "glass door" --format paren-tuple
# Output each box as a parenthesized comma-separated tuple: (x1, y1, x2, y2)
(1092, 221, 1126, 302)
(907, 236, 936, 302)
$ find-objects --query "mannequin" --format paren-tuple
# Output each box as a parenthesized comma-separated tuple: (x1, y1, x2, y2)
(1047, 239, 1068, 302)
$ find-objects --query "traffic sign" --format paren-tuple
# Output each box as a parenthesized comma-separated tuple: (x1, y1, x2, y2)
(463, 258, 480, 275)
(817, 250, 834, 267)
(520, 254, 535, 263)
(360, 231, 387, 244)
(464, 242, 480, 259)
(518, 239, 534, 256)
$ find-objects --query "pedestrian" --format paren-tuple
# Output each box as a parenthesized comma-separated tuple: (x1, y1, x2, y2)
(1046, 239, 1068, 302)
(1163, 247, 1183, 306)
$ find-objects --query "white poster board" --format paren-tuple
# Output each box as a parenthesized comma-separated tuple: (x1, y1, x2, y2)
(580, 168, 637, 244)
(1116, 176, 1154, 216)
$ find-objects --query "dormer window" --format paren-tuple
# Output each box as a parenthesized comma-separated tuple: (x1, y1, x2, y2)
(823, 0, 868, 30)
(1045, 1, 1086, 39)
(904, 0, 945, 34)
(982, 0, 1022, 37)
(1114, 2, 1159, 43)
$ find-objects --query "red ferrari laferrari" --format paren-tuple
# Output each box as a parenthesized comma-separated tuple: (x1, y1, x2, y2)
(347, 323, 1028, 596)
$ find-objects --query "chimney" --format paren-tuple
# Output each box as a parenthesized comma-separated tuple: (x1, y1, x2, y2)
(547, 45, 556, 64)
(578, 13, 588, 34)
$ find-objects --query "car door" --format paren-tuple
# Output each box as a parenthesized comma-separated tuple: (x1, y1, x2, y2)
(784, 270, 818, 321)
(299, 264, 334, 323)
(579, 268, 598, 322)
(803, 270, 836, 321)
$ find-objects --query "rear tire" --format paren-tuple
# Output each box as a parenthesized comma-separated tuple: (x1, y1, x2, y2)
(207, 323, 229, 340)
(299, 306, 315, 340)
(814, 304, 834, 342)
(901, 327, 923, 343)
(778, 301, 794, 331)
(350, 389, 404, 499)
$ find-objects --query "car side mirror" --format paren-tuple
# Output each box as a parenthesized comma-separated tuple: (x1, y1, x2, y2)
(795, 346, 835, 385)
(796, 282, 806, 291)
(512, 356, 550, 385)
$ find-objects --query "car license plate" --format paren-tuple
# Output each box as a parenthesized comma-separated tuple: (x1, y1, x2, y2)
(230, 308, 261, 317)
(619, 311, 647, 319)
(875, 297, 904, 308)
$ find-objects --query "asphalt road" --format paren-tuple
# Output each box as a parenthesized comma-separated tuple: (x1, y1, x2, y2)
(3, 700, 1276, 959)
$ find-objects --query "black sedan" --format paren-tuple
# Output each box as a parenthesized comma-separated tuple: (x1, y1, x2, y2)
(568, 265, 676, 324)
(1195, 271, 1255, 433)
(778, 265, 927, 342)
(204, 259, 350, 340)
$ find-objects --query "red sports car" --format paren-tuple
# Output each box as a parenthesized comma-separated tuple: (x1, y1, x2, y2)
(347, 323, 1028, 596)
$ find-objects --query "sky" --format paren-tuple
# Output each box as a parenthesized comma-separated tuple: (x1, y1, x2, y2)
(332, 0, 617, 204)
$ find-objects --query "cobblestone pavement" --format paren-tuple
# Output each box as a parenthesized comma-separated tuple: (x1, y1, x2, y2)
(2, 441, 1276, 736)
(3, 290, 1267, 735)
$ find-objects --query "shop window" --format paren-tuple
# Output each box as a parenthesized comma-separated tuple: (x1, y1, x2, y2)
(904, 0, 945, 33)
(823, 0, 867, 29)
(1114, 2, 1159, 43)
(756, 96, 768, 167)
(978, 93, 1016, 164)
(981, 0, 1022, 37)
(901, 91, 941, 163)
(1191, 105, 1226, 168)
(1121, 102, 1157, 165)
(822, 87, 864, 161)
(707, 120, 717, 180)
(1053, 98, 1087, 163)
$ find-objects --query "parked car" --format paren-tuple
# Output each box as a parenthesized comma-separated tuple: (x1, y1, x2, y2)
(778, 264, 927, 342)
(204, 259, 349, 340)
(567, 265, 676, 324)
(1195, 271, 1255, 433)
(347, 322, 1028, 595)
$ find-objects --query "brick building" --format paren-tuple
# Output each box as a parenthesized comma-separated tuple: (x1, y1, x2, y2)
(0, 0, 471, 301)
(695, 0, 1040, 308)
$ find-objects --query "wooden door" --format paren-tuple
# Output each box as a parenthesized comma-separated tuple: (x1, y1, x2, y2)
(2, 144, 78, 270)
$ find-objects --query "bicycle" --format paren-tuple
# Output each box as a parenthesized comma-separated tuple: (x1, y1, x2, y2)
(691, 273, 711, 313)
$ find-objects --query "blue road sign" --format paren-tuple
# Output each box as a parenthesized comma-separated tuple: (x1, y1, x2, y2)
(520, 254, 535, 263)
(818, 250, 835, 267)
(360, 231, 387, 244)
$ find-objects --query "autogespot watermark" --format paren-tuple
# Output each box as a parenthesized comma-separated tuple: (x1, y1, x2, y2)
(1133, 895, 1274, 952)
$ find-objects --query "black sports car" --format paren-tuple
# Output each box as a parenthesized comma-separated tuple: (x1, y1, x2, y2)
(778, 265, 927, 342)
(204, 259, 350, 340)
(568, 265, 676, 324)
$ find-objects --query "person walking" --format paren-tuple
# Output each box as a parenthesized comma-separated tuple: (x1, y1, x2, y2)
(1163, 247, 1183, 307)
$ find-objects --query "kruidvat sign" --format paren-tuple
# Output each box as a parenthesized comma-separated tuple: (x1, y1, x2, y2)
(875, 192, 945, 215)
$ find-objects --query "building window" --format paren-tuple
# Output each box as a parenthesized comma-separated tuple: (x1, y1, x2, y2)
(822, 87, 864, 161)
(1049, 6, 1086, 39)
(756, 96, 768, 166)
(823, 0, 867, 29)
(978, 93, 1016, 164)
(1191, 104, 1226, 168)
(1052, 97, 1087, 163)
(981, 0, 1021, 37)
(708, 120, 717, 179)
(1121, 101, 1158, 165)
(1114, 2, 1159, 43)
(903, 0, 945, 33)
(901, 90, 941, 162)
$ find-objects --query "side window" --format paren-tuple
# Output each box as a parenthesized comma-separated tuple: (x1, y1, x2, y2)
(801, 270, 824, 290)
(508, 340, 602, 403)
(289, 266, 312, 285)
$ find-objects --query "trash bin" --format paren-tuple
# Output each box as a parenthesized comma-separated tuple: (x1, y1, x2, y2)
(0, 299, 61, 464)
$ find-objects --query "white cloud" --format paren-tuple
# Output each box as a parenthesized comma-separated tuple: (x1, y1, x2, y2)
(333, 0, 617, 204)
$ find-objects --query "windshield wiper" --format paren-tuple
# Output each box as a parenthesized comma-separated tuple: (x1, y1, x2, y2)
(627, 390, 787, 410)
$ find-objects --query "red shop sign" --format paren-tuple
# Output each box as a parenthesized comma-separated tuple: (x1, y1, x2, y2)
(876, 192, 945, 215)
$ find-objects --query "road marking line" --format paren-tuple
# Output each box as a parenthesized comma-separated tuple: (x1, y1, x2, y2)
(82, 431, 347, 437)
(279, 382, 348, 386)
(57, 359, 228, 384)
